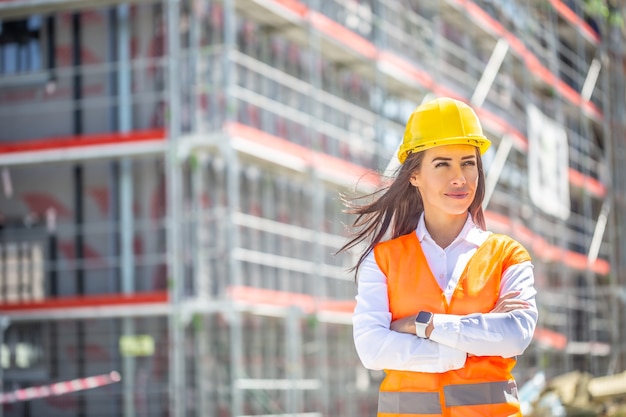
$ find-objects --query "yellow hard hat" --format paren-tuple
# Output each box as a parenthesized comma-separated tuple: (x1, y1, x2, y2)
(397, 97, 491, 164)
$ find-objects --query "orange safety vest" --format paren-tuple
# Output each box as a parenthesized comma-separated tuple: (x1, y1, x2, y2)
(373, 232, 531, 417)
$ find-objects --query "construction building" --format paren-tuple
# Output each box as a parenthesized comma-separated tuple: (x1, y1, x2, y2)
(0, 0, 625, 416)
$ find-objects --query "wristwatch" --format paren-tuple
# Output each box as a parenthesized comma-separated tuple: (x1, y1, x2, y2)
(415, 311, 434, 339)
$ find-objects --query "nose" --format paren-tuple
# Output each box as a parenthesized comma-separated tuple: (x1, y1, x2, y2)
(450, 166, 466, 186)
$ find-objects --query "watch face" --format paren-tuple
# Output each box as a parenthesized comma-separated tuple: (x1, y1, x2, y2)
(416, 311, 432, 324)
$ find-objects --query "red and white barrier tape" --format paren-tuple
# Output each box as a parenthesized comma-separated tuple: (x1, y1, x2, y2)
(0, 371, 121, 404)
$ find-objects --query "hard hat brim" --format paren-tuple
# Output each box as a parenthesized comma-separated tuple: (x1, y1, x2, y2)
(398, 135, 491, 164)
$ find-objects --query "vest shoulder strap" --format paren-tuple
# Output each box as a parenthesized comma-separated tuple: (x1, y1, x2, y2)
(478, 234, 531, 269)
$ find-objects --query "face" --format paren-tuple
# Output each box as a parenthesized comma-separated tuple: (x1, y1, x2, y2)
(409, 144, 479, 222)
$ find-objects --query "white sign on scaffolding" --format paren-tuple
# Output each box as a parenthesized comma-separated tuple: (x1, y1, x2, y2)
(527, 105, 570, 220)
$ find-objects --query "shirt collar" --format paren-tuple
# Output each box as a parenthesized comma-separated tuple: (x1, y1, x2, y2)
(416, 212, 487, 247)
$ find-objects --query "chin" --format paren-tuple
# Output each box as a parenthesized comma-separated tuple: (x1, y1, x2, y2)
(447, 202, 471, 211)
(440, 209, 468, 217)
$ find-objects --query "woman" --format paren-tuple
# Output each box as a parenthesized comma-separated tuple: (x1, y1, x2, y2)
(338, 97, 537, 416)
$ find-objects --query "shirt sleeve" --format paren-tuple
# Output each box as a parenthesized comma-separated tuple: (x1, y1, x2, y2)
(429, 261, 538, 357)
(353, 251, 467, 373)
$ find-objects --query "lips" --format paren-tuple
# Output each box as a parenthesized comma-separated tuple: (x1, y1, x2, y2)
(445, 192, 470, 199)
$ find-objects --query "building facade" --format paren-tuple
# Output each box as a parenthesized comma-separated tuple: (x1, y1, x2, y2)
(0, 0, 625, 416)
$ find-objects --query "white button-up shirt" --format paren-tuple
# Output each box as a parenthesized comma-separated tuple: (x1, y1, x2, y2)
(352, 214, 538, 373)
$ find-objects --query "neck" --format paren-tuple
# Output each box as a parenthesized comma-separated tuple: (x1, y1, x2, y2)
(424, 213, 467, 249)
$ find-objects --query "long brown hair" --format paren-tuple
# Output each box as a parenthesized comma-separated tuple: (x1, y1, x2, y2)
(337, 147, 487, 279)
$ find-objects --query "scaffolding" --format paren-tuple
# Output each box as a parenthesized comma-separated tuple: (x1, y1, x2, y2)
(0, 0, 625, 416)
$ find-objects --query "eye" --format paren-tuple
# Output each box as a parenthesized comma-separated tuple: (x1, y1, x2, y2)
(462, 160, 476, 167)
(434, 161, 449, 168)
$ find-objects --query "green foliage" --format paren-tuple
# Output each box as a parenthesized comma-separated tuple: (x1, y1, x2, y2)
(189, 152, 199, 171)
(192, 313, 203, 331)
(608, 11, 624, 27)
(306, 313, 318, 329)
(584, 0, 609, 18)
(584, 0, 624, 27)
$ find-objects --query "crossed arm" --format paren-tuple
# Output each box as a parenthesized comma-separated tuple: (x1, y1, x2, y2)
(352, 252, 538, 372)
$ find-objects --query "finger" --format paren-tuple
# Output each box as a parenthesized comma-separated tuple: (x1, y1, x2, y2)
(390, 315, 417, 333)
(498, 290, 521, 300)
(493, 298, 530, 309)
(494, 301, 529, 309)
(492, 301, 531, 313)
(492, 291, 527, 311)
(497, 305, 528, 313)
(499, 299, 530, 306)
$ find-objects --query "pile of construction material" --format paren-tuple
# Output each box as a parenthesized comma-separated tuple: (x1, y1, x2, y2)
(526, 370, 626, 417)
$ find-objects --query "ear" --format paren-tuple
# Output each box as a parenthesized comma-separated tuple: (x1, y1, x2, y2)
(409, 172, 419, 188)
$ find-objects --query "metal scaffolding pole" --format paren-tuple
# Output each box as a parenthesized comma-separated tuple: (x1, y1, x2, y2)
(546, 4, 574, 372)
(482, 134, 514, 210)
(581, 58, 601, 102)
(306, 1, 329, 412)
(222, 0, 244, 415)
(166, 0, 185, 415)
(192, 150, 210, 417)
(286, 306, 303, 414)
(470, 38, 509, 108)
(0, 317, 8, 417)
(606, 17, 626, 373)
(115, 4, 137, 416)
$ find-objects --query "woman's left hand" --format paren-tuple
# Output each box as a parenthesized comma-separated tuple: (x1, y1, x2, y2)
(491, 291, 531, 313)
(390, 315, 417, 335)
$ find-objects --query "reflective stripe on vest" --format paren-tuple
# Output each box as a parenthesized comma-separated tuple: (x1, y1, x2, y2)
(378, 380, 518, 414)
(378, 391, 442, 414)
(444, 380, 519, 407)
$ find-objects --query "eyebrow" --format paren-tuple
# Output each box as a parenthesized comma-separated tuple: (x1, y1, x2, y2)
(430, 155, 476, 163)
